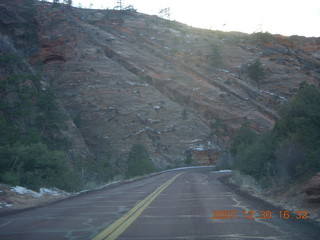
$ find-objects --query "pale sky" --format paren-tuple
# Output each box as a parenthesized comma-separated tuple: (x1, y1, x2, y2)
(68, 0, 320, 37)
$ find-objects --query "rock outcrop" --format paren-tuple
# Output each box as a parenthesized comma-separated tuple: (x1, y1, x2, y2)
(1, 0, 319, 170)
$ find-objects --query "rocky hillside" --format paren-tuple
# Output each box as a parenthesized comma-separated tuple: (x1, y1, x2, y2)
(1, 0, 320, 172)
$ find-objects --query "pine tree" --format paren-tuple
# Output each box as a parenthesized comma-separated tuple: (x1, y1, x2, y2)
(126, 144, 155, 178)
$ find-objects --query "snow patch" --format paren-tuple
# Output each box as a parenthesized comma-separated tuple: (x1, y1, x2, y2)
(39, 188, 62, 196)
(211, 170, 232, 173)
(0, 203, 13, 208)
(126, 81, 148, 87)
(190, 141, 220, 151)
(11, 186, 66, 197)
(11, 186, 41, 197)
(162, 166, 214, 173)
(148, 119, 161, 124)
(193, 144, 206, 151)
(260, 90, 287, 101)
(126, 127, 159, 139)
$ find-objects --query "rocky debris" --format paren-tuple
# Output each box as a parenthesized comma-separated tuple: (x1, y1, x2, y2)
(0, 184, 70, 212)
(304, 173, 320, 203)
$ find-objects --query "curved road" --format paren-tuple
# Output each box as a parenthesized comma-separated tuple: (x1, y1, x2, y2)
(1, 167, 319, 239)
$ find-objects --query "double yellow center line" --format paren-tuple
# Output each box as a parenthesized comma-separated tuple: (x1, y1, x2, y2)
(92, 172, 183, 240)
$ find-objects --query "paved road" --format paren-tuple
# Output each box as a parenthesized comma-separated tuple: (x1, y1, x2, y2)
(1, 167, 320, 239)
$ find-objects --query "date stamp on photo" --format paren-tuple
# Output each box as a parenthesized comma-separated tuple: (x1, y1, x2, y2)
(211, 210, 309, 220)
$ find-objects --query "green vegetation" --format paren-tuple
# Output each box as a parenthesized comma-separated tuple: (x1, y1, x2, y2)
(207, 44, 222, 68)
(126, 144, 155, 178)
(181, 109, 188, 120)
(184, 151, 193, 166)
(230, 84, 320, 187)
(0, 143, 73, 191)
(252, 31, 274, 45)
(0, 53, 138, 192)
(210, 117, 227, 136)
(246, 60, 265, 86)
(0, 53, 77, 191)
(230, 123, 257, 155)
(274, 83, 320, 178)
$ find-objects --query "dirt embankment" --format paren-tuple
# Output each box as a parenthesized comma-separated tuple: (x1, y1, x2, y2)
(0, 184, 71, 214)
(225, 172, 320, 223)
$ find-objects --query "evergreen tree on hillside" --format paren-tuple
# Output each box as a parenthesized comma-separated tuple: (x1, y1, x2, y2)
(207, 44, 222, 68)
(126, 144, 155, 178)
(246, 60, 265, 87)
(231, 83, 320, 186)
(0, 52, 77, 191)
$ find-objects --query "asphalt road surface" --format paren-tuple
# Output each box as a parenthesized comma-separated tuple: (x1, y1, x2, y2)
(1, 167, 320, 240)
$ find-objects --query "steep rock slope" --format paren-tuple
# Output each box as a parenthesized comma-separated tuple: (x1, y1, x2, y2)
(32, 3, 320, 166)
(2, 1, 320, 169)
(0, 0, 92, 163)
(33, 4, 217, 167)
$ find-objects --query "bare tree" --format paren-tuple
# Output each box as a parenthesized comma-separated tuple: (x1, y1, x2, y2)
(53, 0, 60, 6)
(159, 7, 171, 20)
(115, 0, 124, 10)
(63, 0, 72, 8)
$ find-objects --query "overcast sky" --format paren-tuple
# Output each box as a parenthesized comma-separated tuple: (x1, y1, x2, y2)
(68, 0, 320, 37)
